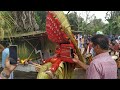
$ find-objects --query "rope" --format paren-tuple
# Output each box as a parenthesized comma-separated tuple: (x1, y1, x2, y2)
(24, 38, 35, 49)
(26, 40, 39, 60)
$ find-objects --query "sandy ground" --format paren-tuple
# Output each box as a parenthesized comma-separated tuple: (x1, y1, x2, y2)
(72, 68, 86, 79)
(14, 68, 120, 79)
(0, 67, 120, 79)
(14, 70, 37, 79)
(13, 68, 86, 79)
(0, 57, 120, 79)
(0, 67, 37, 79)
(0, 67, 85, 79)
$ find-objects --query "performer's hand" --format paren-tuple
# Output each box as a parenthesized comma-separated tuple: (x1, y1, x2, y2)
(35, 66, 40, 72)
(34, 64, 41, 72)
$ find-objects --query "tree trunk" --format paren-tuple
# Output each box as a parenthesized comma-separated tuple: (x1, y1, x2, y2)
(11, 11, 39, 33)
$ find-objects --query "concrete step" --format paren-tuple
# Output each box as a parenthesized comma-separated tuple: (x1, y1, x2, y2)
(15, 64, 36, 72)
(0, 62, 36, 72)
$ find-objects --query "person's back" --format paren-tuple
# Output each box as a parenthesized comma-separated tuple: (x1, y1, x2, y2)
(2, 48, 9, 68)
(87, 52, 117, 79)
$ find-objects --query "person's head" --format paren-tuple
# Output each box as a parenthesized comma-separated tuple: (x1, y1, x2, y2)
(91, 34, 109, 55)
(4, 42, 10, 48)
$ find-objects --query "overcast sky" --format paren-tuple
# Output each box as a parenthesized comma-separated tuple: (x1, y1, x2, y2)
(63, 11, 108, 23)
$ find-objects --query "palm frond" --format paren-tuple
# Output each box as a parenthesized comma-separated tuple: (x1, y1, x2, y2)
(0, 11, 15, 40)
(52, 11, 85, 63)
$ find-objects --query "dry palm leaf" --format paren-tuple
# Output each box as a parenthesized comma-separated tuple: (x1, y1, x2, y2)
(51, 11, 85, 63)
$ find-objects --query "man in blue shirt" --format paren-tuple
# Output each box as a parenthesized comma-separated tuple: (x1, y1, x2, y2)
(2, 42, 14, 79)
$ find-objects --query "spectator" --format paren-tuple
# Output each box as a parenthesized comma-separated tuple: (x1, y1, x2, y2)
(73, 34, 117, 79)
(2, 42, 14, 79)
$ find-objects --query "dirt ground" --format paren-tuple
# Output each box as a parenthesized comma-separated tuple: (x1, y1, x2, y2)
(0, 67, 86, 79)
(0, 67, 37, 79)
(13, 68, 86, 79)
(14, 71, 37, 79)
(0, 67, 120, 79)
(13, 68, 120, 79)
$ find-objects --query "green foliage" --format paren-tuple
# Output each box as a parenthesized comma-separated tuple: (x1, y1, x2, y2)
(0, 11, 15, 40)
(67, 12, 106, 35)
(67, 11, 120, 35)
(35, 11, 46, 31)
(90, 19, 105, 34)
(67, 12, 84, 31)
(105, 11, 120, 35)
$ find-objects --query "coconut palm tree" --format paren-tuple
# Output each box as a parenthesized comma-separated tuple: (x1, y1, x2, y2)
(0, 11, 15, 41)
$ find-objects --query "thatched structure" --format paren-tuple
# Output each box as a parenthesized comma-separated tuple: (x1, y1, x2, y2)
(0, 31, 56, 61)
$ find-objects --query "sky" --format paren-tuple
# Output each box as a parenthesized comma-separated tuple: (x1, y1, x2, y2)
(63, 11, 108, 23)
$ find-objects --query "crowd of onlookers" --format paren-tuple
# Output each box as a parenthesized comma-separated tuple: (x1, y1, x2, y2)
(75, 34, 120, 60)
